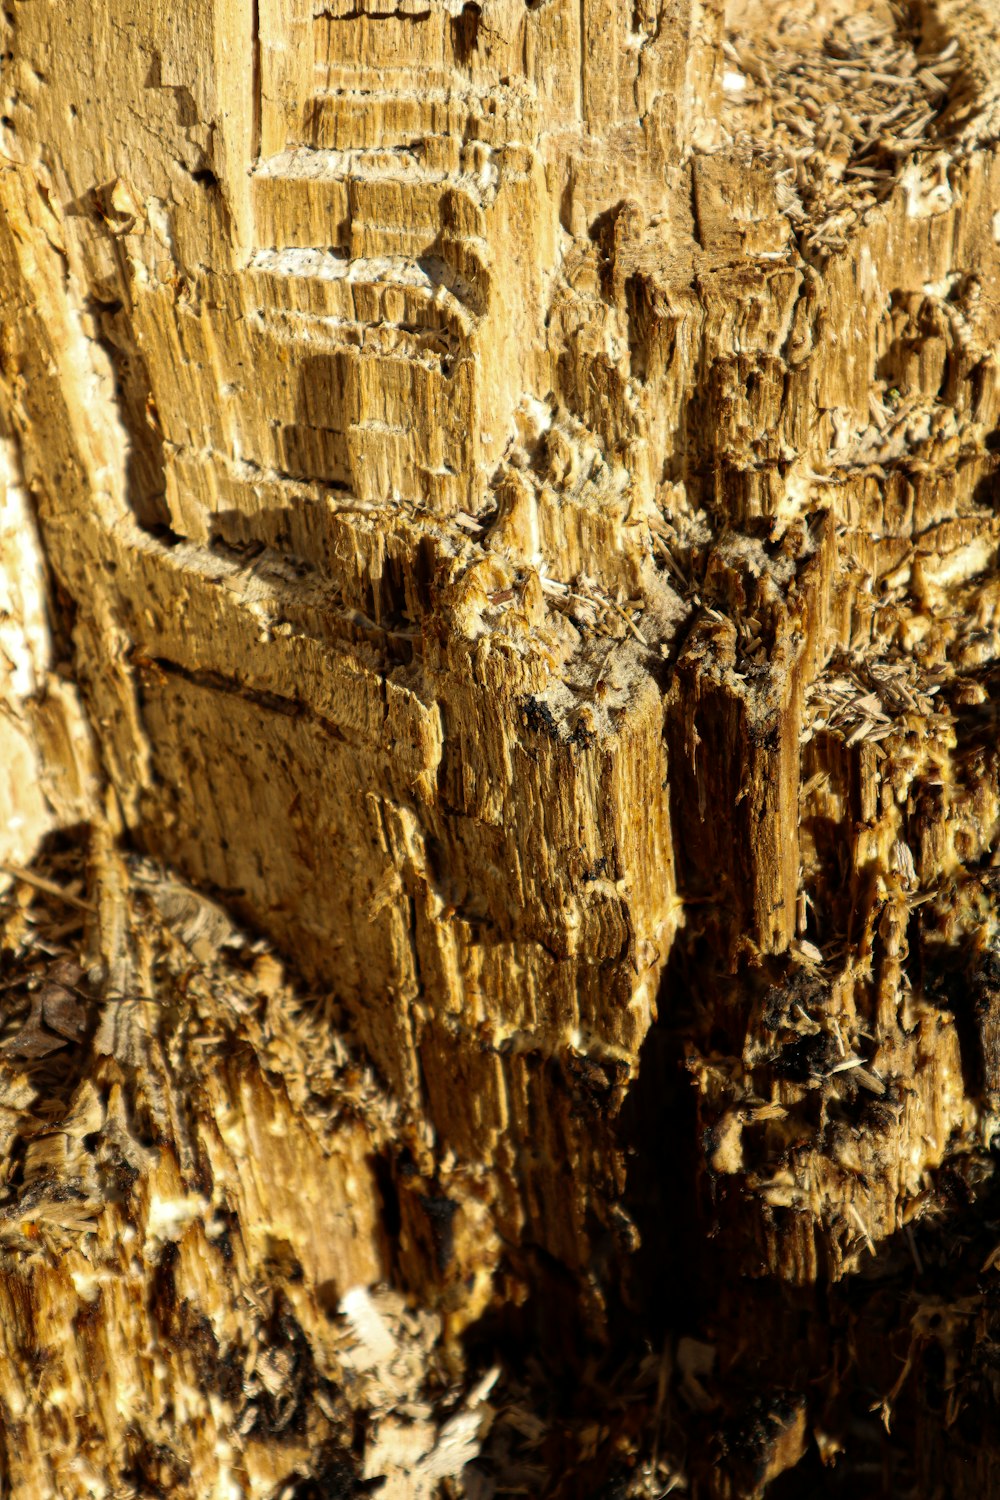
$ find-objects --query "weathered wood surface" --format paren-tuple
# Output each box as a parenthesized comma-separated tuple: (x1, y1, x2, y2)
(2, 0, 1000, 1494)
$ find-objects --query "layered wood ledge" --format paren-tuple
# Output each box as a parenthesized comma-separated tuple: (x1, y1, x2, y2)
(3, 0, 1000, 1494)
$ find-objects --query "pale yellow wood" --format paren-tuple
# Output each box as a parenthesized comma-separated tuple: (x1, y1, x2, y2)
(2, 0, 1000, 1493)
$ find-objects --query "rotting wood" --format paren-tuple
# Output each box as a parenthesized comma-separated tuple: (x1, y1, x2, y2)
(3, 0, 1000, 1495)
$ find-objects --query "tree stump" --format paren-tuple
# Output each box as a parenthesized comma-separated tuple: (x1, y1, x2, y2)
(2, 0, 1000, 1494)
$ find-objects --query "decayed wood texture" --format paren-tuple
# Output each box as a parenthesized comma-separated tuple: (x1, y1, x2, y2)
(3, 0, 1000, 1494)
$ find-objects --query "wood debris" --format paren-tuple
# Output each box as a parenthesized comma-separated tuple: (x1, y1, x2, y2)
(3, 0, 1000, 1493)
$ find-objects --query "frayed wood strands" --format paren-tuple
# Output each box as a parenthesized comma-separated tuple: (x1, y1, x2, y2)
(801, 653, 943, 745)
(8, 0, 1000, 1488)
(724, 3, 964, 257)
(536, 567, 651, 645)
(1, 863, 97, 913)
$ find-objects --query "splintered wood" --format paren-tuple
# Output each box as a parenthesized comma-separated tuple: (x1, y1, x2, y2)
(3, 0, 1000, 1494)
